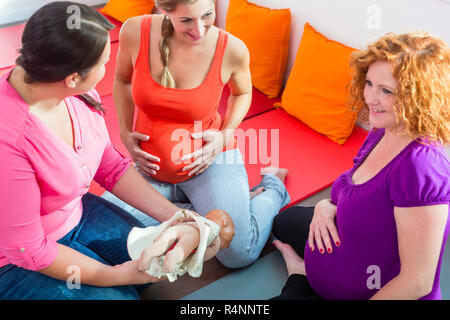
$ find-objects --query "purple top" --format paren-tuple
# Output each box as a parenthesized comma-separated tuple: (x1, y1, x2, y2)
(304, 128, 450, 300)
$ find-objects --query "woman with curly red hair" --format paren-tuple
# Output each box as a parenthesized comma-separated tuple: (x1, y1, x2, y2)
(272, 31, 450, 300)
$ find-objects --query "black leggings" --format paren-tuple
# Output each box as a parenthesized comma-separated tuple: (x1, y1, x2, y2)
(270, 206, 322, 300)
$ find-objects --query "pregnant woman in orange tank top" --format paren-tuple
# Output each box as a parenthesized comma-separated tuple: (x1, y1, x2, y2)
(103, 0, 291, 268)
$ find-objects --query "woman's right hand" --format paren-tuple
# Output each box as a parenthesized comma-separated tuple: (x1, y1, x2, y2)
(121, 131, 161, 176)
(308, 199, 340, 254)
(112, 259, 165, 286)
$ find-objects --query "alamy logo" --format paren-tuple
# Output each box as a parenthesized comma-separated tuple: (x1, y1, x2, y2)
(366, 5, 381, 30)
(170, 121, 280, 167)
(66, 265, 81, 289)
(366, 265, 381, 290)
(66, 5, 81, 30)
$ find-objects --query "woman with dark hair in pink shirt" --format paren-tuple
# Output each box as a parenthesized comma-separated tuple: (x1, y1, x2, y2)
(0, 1, 192, 300)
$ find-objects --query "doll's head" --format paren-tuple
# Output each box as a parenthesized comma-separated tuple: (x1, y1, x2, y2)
(205, 209, 235, 249)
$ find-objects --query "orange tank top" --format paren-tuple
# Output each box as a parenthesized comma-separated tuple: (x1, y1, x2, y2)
(132, 15, 237, 183)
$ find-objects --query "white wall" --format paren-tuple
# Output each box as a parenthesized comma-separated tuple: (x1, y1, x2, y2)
(217, 0, 450, 154)
(216, 0, 450, 84)
(0, 0, 107, 26)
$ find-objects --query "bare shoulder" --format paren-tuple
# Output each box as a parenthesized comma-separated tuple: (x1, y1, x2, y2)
(223, 32, 250, 69)
(118, 15, 144, 51)
(120, 16, 143, 39)
(122, 15, 165, 45)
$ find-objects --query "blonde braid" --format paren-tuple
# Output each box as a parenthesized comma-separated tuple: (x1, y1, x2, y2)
(159, 15, 176, 88)
(155, 0, 216, 88)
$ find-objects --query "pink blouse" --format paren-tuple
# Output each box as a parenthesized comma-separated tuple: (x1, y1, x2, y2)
(0, 69, 132, 271)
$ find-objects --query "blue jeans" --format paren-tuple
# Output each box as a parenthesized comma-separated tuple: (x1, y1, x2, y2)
(102, 149, 290, 268)
(0, 193, 147, 300)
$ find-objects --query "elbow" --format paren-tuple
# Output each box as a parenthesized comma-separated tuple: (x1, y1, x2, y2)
(417, 280, 434, 298)
(395, 270, 434, 299)
(410, 275, 434, 299)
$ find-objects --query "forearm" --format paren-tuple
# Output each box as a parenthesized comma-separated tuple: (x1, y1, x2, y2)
(370, 274, 429, 300)
(111, 166, 180, 222)
(114, 80, 135, 138)
(38, 243, 118, 287)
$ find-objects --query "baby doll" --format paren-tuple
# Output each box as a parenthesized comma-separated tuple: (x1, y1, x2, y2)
(133, 209, 234, 281)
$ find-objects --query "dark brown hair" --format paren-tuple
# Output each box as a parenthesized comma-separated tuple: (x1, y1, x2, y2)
(16, 1, 115, 112)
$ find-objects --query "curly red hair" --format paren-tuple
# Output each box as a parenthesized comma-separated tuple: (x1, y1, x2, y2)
(348, 32, 450, 145)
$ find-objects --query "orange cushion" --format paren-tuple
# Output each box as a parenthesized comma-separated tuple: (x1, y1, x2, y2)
(277, 23, 359, 145)
(225, 0, 291, 98)
(100, 0, 155, 23)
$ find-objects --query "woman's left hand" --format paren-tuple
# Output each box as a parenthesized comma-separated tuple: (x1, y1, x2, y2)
(181, 130, 228, 176)
(169, 209, 200, 226)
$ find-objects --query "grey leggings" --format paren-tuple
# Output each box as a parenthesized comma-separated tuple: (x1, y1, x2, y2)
(102, 148, 290, 268)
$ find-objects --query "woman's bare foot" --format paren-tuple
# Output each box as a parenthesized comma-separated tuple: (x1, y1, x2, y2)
(250, 187, 265, 198)
(273, 240, 306, 276)
(261, 167, 288, 184)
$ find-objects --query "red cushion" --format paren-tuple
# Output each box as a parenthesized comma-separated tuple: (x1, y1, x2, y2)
(237, 108, 368, 207)
(101, 94, 131, 158)
(88, 94, 134, 196)
(88, 179, 106, 196)
(96, 41, 119, 97)
(100, 11, 122, 43)
(218, 85, 280, 120)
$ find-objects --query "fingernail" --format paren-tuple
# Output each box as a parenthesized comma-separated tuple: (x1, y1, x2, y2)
(310, 246, 314, 252)
(319, 248, 324, 254)
(327, 248, 332, 253)
(336, 241, 340, 246)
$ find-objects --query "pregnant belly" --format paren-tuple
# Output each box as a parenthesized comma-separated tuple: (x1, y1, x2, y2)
(304, 242, 399, 300)
(139, 124, 204, 183)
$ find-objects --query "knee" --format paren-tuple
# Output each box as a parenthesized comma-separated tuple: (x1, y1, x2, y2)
(272, 206, 300, 239)
(215, 246, 261, 269)
(272, 212, 285, 238)
(261, 175, 289, 200)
